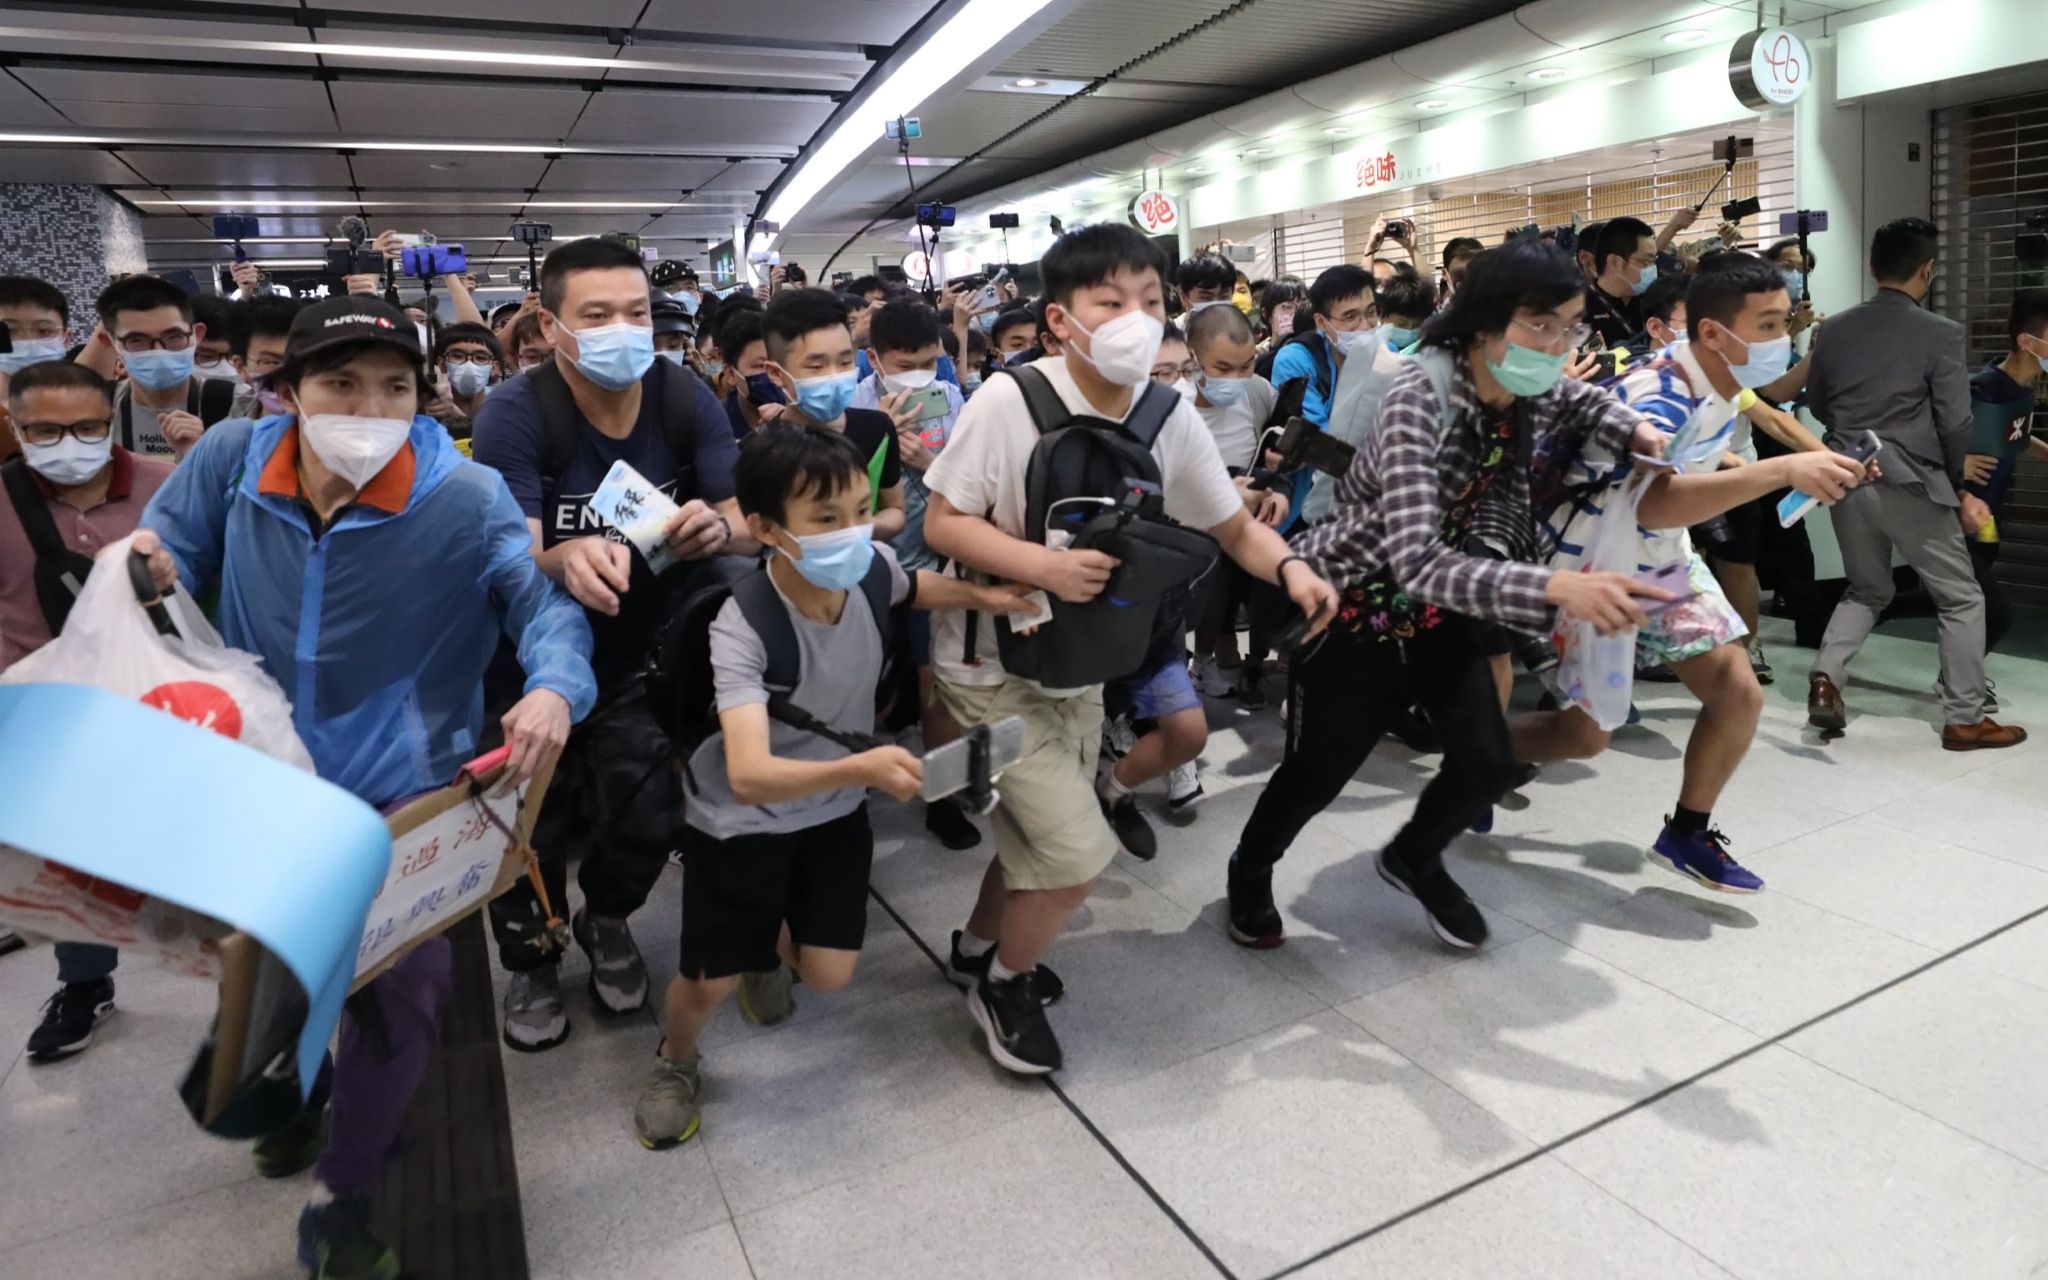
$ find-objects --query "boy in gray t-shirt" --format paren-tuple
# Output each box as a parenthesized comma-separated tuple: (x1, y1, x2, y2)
(633, 425, 1030, 1152)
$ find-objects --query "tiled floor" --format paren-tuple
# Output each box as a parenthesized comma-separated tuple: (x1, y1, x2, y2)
(6, 616, 2048, 1279)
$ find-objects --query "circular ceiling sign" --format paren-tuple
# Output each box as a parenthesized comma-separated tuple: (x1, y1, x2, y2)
(1729, 27, 1809, 110)
(1129, 190, 1181, 236)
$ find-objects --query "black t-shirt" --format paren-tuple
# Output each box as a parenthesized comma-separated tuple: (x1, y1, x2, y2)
(841, 407, 903, 498)
(472, 366, 738, 688)
(723, 392, 753, 444)
(1585, 285, 1642, 349)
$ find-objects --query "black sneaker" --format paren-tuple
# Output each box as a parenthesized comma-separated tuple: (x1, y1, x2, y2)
(968, 970, 1062, 1075)
(1235, 666, 1270, 711)
(946, 932, 1065, 1004)
(924, 797, 983, 851)
(26, 978, 115, 1063)
(1101, 790, 1158, 860)
(1226, 858, 1283, 949)
(1375, 849, 1489, 949)
(296, 1195, 399, 1280)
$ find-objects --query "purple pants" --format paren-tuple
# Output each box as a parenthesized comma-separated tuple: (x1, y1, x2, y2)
(314, 937, 453, 1198)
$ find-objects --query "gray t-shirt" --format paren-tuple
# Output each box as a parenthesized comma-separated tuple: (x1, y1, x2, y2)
(114, 383, 175, 459)
(683, 544, 911, 840)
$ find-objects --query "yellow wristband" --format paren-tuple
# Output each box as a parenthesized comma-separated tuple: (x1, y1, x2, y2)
(1735, 388, 1758, 412)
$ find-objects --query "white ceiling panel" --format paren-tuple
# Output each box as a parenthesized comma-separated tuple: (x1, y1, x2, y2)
(567, 89, 833, 149)
(326, 81, 590, 142)
(541, 155, 750, 192)
(348, 152, 553, 191)
(638, 0, 930, 45)
(344, 0, 646, 22)
(689, 160, 785, 193)
(45, 100, 338, 133)
(0, 146, 145, 184)
(13, 66, 330, 110)
(0, 11, 318, 66)
(118, 148, 355, 188)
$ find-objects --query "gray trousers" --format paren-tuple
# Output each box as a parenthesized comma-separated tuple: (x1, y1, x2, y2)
(1809, 483, 1986, 724)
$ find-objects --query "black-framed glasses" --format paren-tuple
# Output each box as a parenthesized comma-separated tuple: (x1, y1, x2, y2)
(17, 419, 112, 447)
(443, 350, 497, 367)
(115, 328, 194, 354)
(2, 319, 64, 340)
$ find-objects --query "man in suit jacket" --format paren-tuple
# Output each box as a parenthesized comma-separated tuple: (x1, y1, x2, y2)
(1804, 217, 2025, 750)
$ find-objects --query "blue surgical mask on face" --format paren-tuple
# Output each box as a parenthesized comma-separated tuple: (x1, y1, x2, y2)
(1486, 340, 1569, 397)
(1781, 269, 1805, 302)
(1198, 374, 1249, 407)
(779, 523, 875, 590)
(0, 335, 66, 375)
(1722, 330, 1794, 389)
(125, 347, 196, 391)
(1631, 262, 1659, 296)
(1384, 325, 1421, 353)
(567, 321, 654, 390)
(794, 371, 858, 423)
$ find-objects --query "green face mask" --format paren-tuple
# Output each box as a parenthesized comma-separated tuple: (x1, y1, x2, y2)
(1485, 339, 1568, 397)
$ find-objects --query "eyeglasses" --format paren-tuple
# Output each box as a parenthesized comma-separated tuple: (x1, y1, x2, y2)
(115, 328, 194, 354)
(246, 354, 285, 374)
(2, 319, 63, 340)
(443, 351, 497, 367)
(1510, 315, 1593, 351)
(17, 418, 112, 447)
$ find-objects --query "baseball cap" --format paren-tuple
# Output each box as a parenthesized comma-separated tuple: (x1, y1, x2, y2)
(272, 295, 425, 383)
(651, 294, 694, 336)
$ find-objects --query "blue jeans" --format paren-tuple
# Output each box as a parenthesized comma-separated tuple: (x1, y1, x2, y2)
(56, 942, 117, 985)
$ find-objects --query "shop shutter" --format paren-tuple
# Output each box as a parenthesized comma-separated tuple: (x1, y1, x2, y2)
(1930, 90, 2048, 602)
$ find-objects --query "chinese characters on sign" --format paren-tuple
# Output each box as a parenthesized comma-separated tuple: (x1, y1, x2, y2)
(355, 785, 521, 978)
(1729, 27, 1810, 109)
(1128, 190, 1180, 235)
(1351, 149, 1447, 193)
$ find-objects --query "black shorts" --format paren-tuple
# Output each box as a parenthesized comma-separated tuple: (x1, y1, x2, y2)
(1693, 494, 1763, 566)
(678, 804, 874, 979)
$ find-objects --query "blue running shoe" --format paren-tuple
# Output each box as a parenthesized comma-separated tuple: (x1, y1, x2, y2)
(1648, 821, 1763, 894)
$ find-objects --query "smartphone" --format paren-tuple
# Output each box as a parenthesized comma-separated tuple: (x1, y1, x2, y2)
(744, 371, 787, 406)
(919, 716, 1024, 804)
(1632, 560, 1696, 614)
(1779, 430, 1880, 528)
(899, 383, 951, 423)
(972, 267, 1010, 314)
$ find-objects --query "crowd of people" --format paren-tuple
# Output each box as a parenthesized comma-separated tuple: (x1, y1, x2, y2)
(0, 201, 2034, 1279)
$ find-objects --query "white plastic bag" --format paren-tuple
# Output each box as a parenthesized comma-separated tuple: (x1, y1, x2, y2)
(1551, 474, 1648, 732)
(1, 534, 315, 771)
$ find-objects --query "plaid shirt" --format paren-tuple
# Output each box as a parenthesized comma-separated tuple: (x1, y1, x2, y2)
(1294, 348, 1645, 633)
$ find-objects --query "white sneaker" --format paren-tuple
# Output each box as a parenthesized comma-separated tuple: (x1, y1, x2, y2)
(1191, 657, 1235, 699)
(1103, 714, 1137, 758)
(1166, 761, 1205, 812)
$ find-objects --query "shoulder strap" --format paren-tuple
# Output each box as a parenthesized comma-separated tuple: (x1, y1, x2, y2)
(999, 365, 1070, 435)
(858, 553, 894, 644)
(1410, 347, 1459, 428)
(654, 359, 702, 474)
(528, 362, 581, 507)
(2, 457, 68, 562)
(1121, 381, 1177, 449)
(116, 384, 134, 451)
(198, 377, 235, 426)
(730, 563, 887, 753)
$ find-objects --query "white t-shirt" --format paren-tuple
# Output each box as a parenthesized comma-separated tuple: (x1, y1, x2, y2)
(922, 355, 1244, 690)
(1194, 375, 1275, 472)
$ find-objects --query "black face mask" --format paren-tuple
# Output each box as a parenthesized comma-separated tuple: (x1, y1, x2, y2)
(744, 371, 787, 406)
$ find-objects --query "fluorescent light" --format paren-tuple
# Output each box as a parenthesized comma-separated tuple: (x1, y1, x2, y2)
(1527, 67, 1568, 81)
(0, 131, 795, 159)
(1184, 165, 1207, 174)
(1662, 29, 1711, 45)
(761, 0, 1059, 240)
(1414, 99, 1451, 110)
(1247, 147, 1273, 156)
(1011, 78, 1043, 87)
(1322, 126, 1351, 136)
(136, 199, 710, 210)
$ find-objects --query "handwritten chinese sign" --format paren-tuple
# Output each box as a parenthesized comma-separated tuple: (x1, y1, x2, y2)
(354, 783, 522, 978)
(1128, 190, 1180, 235)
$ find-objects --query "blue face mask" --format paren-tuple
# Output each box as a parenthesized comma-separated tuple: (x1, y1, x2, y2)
(1198, 374, 1249, 407)
(1630, 262, 1659, 297)
(1722, 330, 1794, 389)
(125, 347, 196, 391)
(780, 523, 875, 591)
(0, 335, 66, 375)
(1384, 324, 1421, 353)
(567, 322, 654, 390)
(1486, 340, 1569, 397)
(1781, 269, 1806, 302)
(794, 371, 858, 423)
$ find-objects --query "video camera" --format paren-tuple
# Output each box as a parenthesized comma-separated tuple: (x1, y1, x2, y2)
(1246, 416, 1356, 492)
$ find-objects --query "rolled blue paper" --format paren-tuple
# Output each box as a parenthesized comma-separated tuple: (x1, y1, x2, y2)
(0, 683, 390, 1096)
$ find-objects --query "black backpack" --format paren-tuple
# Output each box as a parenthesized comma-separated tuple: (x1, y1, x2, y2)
(964, 365, 1218, 689)
(115, 378, 236, 453)
(526, 358, 705, 548)
(645, 555, 902, 786)
(2, 457, 96, 634)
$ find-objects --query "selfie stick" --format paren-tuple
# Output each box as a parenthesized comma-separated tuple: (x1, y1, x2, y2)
(1693, 136, 1739, 214)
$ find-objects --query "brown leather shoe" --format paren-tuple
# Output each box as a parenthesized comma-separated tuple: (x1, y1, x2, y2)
(1807, 675, 1846, 731)
(1941, 718, 2029, 751)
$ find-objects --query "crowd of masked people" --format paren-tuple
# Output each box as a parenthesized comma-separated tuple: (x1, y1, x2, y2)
(0, 199, 2037, 1278)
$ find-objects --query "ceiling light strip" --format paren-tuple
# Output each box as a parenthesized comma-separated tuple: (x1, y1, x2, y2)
(0, 132, 798, 160)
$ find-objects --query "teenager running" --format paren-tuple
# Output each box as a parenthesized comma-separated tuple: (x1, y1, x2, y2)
(1224, 239, 1673, 952)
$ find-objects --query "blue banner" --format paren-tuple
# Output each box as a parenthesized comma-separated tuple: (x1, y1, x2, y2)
(0, 683, 390, 1111)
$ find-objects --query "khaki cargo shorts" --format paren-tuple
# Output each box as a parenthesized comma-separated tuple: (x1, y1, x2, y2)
(934, 677, 1114, 892)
